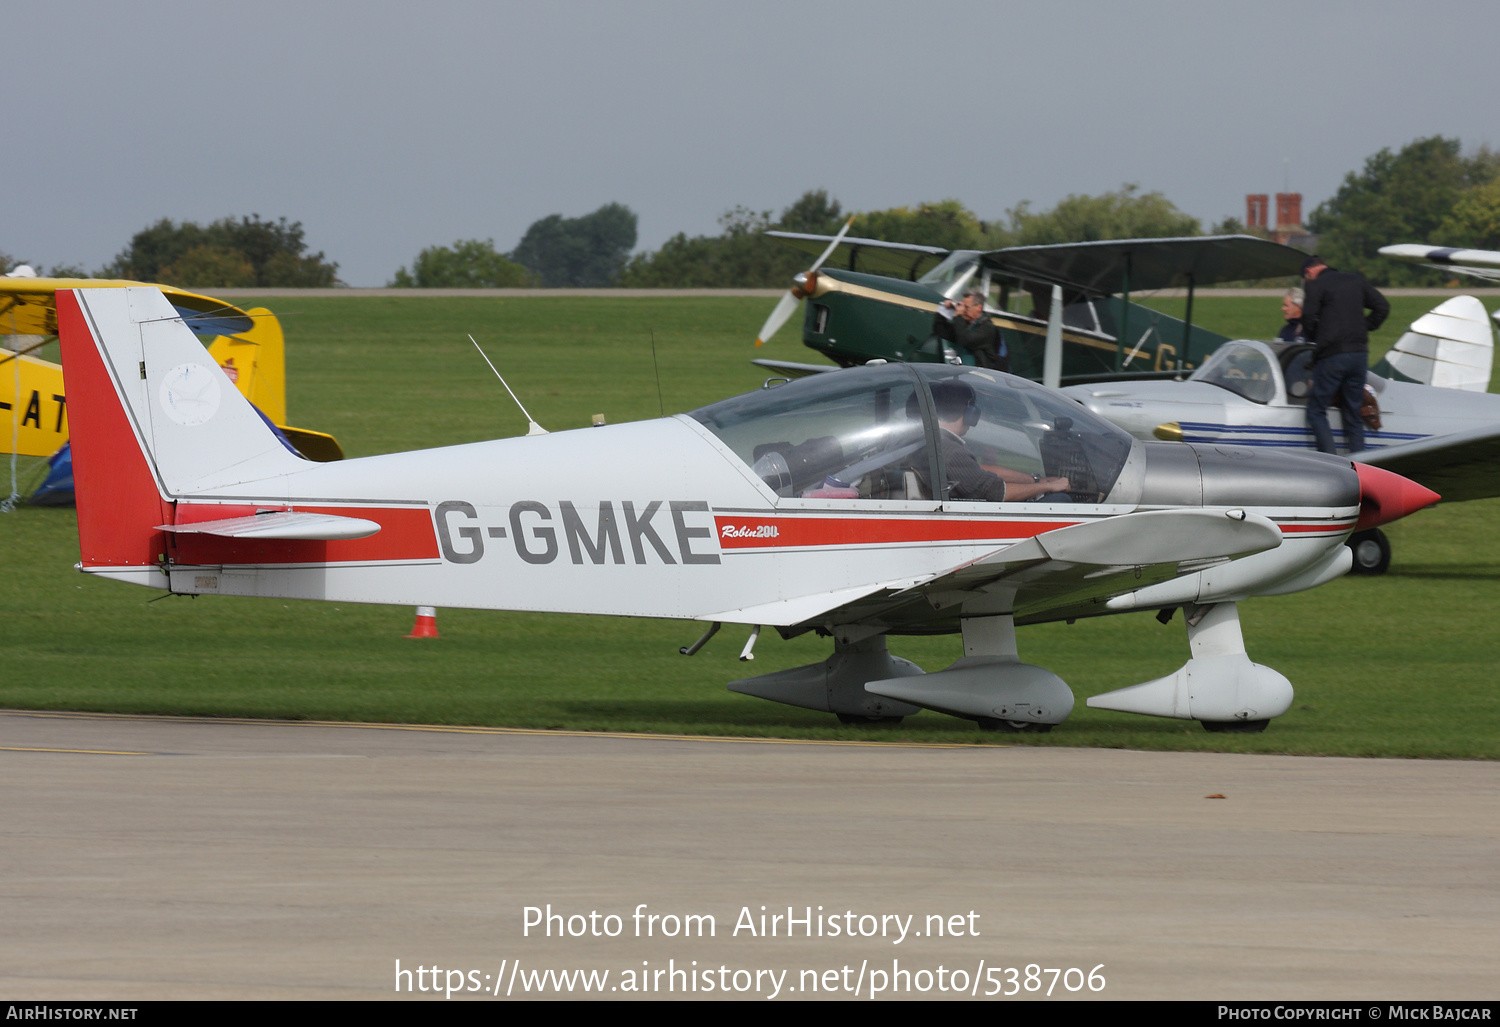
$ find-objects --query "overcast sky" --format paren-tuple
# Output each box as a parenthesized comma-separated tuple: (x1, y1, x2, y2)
(7, 0, 1498, 285)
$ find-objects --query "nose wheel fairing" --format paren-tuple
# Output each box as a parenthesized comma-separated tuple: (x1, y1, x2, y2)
(1086, 601, 1293, 726)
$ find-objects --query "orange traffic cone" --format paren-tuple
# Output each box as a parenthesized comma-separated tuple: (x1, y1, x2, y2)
(405, 606, 440, 638)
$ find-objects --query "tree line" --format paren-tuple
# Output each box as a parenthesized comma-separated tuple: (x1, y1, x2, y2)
(2, 214, 340, 287)
(5, 136, 1495, 288)
(384, 137, 1500, 289)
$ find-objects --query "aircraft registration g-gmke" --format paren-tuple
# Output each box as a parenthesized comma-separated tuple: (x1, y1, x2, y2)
(61, 287, 1440, 733)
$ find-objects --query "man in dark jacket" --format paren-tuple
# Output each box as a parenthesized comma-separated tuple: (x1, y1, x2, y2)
(1300, 256, 1389, 453)
(932, 289, 1008, 371)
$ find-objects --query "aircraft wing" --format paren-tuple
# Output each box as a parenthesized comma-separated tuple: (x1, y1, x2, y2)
(982, 235, 1308, 297)
(764, 231, 952, 280)
(1380, 243, 1500, 268)
(0, 278, 254, 336)
(703, 508, 1282, 629)
(750, 357, 837, 378)
(1378, 244, 1500, 283)
(1354, 423, 1500, 503)
(897, 508, 1282, 620)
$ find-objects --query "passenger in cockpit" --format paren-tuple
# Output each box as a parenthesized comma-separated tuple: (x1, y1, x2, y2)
(930, 381, 1071, 502)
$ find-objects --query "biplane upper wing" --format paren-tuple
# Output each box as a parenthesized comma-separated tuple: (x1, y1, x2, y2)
(763, 231, 952, 280)
(701, 508, 1283, 628)
(0, 277, 254, 336)
(980, 235, 1309, 298)
(1354, 422, 1500, 503)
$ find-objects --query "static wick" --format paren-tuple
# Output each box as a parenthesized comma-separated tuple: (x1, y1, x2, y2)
(469, 334, 547, 436)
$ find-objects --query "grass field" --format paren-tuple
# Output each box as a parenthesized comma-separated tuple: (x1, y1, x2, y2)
(2, 293, 1496, 757)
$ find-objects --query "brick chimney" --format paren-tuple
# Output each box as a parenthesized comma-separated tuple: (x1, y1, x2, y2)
(1275, 193, 1302, 231)
(1246, 194, 1269, 229)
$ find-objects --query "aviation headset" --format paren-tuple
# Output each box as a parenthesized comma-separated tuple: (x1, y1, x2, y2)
(929, 380, 981, 429)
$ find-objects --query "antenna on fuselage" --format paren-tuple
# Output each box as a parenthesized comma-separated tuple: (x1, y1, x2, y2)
(650, 328, 665, 417)
(468, 334, 547, 436)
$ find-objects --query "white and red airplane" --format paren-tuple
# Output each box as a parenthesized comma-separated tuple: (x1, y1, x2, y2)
(60, 287, 1438, 734)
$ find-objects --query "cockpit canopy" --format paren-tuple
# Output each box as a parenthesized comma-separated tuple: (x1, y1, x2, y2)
(1189, 340, 1281, 403)
(1189, 338, 1390, 405)
(690, 364, 1135, 503)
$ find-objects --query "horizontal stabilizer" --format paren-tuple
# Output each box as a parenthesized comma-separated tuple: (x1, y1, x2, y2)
(156, 511, 381, 541)
(1383, 296, 1494, 392)
(278, 425, 345, 462)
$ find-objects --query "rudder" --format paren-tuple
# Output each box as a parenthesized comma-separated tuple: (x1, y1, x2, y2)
(56, 289, 172, 578)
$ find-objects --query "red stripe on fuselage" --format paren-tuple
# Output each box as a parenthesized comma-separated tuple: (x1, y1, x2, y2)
(712, 513, 1357, 550)
(714, 515, 1080, 549)
(169, 504, 440, 565)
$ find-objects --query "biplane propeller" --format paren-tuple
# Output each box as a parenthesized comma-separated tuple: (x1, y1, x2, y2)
(754, 215, 855, 348)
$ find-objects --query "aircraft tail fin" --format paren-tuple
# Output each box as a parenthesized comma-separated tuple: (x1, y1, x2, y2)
(57, 287, 308, 579)
(1376, 296, 1494, 392)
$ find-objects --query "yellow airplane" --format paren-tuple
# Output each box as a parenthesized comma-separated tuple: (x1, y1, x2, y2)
(1, 277, 342, 464)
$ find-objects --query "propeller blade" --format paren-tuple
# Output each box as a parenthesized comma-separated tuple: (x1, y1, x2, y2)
(755, 291, 802, 347)
(809, 215, 856, 272)
(753, 215, 853, 347)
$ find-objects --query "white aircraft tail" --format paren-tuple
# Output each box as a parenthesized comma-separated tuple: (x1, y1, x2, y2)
(57, 286, 309, 576)
(1382, 295, 1494, 392)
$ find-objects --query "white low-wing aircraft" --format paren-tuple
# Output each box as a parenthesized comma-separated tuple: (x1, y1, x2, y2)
(1062, 302, 1500, 574)
(60, 287, 1438, 733)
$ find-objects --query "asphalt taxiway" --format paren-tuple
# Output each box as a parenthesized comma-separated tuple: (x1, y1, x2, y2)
(2, 710, 1495, 1000)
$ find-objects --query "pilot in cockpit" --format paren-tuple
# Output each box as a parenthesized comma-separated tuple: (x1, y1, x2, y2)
(930, 381, 1072, 502)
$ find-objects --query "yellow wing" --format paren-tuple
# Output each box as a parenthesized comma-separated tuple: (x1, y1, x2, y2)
(0, 277, 254, 337)
(2, 283, 340, 463)
(0, 352, 68, 457)
(206, 307, 287, 425)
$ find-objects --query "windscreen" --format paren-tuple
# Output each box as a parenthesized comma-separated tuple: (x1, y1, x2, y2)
(1190, 341, 1279, 404)
(691, 365, 934, 500)
(915, 251, 982, 297)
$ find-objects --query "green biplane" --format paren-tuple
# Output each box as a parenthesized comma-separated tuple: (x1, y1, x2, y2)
(753, 232, 1308, 385)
